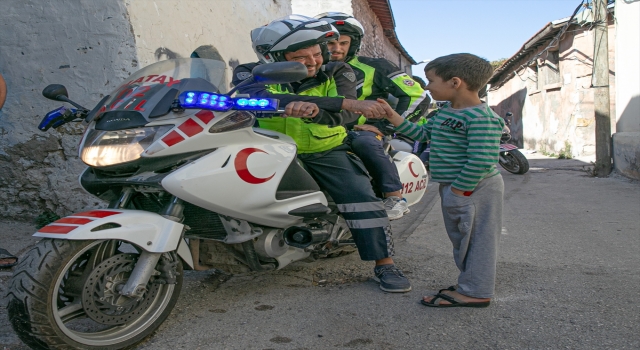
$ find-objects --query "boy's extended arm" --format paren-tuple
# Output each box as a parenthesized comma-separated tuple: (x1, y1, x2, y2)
(451, 117, 504, 192)
(376, 99, 431, 142)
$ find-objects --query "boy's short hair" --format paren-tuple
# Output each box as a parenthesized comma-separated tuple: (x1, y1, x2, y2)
(424, 53, 493, 92)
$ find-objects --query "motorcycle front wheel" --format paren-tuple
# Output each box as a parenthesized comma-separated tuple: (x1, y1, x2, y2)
(499, 150, 530, 174)
(7, 239, 182, 350)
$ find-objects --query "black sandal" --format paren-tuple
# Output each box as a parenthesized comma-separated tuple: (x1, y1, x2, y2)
(421, 291, 490, 308)
(438, 285, 457, 294)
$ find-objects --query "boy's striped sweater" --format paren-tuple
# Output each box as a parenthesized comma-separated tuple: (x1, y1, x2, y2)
(395, 103, 505, 191)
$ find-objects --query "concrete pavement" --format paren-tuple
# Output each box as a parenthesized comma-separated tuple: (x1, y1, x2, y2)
(1, 153, 639, 349)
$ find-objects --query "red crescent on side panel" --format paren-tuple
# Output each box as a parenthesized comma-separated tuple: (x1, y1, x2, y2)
(408, 161, 419, 178)
(234, 148, 275, 184)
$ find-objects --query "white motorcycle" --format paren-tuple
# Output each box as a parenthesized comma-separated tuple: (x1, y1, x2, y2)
(7, 58, 427, 349)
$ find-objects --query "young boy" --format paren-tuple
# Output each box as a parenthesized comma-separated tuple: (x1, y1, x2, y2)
(375, 53, 505, 307)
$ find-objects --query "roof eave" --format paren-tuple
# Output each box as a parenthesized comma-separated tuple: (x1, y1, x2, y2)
(488, 20, 566, 85)
(489, 3, 615, 86)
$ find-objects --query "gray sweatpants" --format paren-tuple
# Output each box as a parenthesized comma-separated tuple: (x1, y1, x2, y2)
(438, 174, 504, 299)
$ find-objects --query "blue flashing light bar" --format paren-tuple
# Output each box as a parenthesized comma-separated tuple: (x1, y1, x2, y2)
(179, 91, 279, 112)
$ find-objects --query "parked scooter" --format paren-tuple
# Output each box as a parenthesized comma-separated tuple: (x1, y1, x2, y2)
(498, 112, 529, 174)
(7, 58, 427, 349)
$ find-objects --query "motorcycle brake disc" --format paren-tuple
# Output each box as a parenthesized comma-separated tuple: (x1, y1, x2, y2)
(81, 253, 162, 325)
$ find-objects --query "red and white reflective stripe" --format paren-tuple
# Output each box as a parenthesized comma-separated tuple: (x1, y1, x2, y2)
(195, 110, 215, 124)
(71, 210, 120, 218)
(38, 225, 79, 234)
(55, 217, 94, 225)
(178, 118, 204, 137)
(37, 210, 121, 234)
(500, 144, 518, 151)
(160, 112, 214, 148)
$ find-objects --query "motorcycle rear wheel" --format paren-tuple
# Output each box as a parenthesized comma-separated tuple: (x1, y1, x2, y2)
(7, 239, 182, 350)
(499, 150, 530, 174)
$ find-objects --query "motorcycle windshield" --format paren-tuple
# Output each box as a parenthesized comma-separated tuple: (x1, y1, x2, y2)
(96, 58, 227, 122)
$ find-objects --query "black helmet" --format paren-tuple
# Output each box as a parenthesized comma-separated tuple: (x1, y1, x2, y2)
(250, 15, 339, 64)
(315, 12, 365, 60)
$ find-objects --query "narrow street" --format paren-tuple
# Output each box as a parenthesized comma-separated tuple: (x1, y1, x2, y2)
(3, 154, 638, 349)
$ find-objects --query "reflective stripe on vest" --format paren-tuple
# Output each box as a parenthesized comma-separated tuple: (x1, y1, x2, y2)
(349, 57, 375, 125)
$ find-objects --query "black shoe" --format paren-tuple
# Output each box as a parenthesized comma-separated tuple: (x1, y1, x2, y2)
(373, 264, 411, 293)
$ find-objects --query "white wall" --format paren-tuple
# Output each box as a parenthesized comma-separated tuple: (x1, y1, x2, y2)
(126, 0, 291, 91)
(613, 0, 640, 179)
(291, 0, 352, 17)
(614, 0, 640, 132)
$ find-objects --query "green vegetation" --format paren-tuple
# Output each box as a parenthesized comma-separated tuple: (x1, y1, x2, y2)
(539, 146, 557, 158)
(558, 141, 573, 159)
(540, 141, 573, 159)
(35, 211, 60, 229)
(490, 58, 507, 70)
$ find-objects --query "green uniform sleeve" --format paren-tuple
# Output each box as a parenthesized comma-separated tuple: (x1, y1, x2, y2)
(372, 60, 430, 119)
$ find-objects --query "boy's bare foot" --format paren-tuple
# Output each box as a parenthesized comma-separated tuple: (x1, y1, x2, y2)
(421, 289, 491, 308)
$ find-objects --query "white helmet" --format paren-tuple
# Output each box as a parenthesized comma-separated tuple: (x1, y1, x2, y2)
(315, 12, 365, 60)
(251, 15, 339, 63)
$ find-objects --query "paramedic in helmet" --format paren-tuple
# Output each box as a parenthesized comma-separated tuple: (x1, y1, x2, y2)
(232, 15, 411, 293)
(317, 12, 431, 220)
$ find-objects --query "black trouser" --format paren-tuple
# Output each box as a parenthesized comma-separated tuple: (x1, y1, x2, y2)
(297, 144, 394, 261)
(345, 131, 402, 194)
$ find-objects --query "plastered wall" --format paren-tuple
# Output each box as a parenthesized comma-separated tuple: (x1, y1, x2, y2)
(0, 0, 289, 220)
(0, 0, 414, 219)
(488, 20, 616, 159)
(613, 0, 640, 179)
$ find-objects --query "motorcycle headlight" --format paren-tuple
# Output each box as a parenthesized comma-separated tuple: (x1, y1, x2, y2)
(80, 125, 173, 167)
(209, 111, 256, 133)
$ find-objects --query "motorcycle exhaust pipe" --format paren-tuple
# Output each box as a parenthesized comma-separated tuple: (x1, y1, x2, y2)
(283, 226, 330, 249)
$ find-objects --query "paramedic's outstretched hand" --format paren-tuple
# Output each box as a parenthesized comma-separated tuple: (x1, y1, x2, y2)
(376, 98, 404, 127)
(283, 101, 319, 118)
(353, 124, 384, 137)
(342, 99, 388, 119)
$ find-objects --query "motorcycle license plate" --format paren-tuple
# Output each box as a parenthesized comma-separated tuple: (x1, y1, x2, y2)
(500, 143, 518, 151)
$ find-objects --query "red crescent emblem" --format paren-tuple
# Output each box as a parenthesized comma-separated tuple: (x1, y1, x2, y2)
(235, 148, 275, 184)
(408, 161, 419, 178)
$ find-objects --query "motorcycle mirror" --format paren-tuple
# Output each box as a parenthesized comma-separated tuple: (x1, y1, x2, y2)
(251, 62, 308, 85)
(42, 84, 69, 102)
(42, 84, 88, 111)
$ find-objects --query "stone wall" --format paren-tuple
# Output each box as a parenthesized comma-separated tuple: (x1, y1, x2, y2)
(0, 0, 138, 220)
(0, 0, 290, 220)
(351, 0, 412, 73)
(488, 18, 616, 158)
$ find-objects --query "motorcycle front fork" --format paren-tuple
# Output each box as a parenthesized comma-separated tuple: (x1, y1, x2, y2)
(110, 187, 185, 298)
